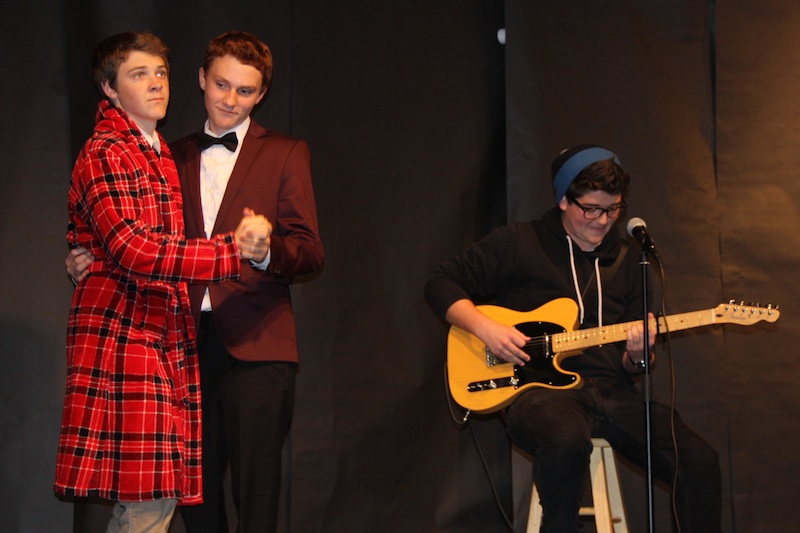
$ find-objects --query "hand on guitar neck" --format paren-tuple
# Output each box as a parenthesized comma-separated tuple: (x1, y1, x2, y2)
(622, 312, 657, 372)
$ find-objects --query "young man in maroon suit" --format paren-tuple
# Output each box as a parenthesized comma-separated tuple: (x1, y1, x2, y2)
(68, 31, 324, 532)
(172, 31, 324, 532)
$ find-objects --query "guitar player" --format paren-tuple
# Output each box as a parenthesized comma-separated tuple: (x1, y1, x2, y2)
(425, 145, 721, 532)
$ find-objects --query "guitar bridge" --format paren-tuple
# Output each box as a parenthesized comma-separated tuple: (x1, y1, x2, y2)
(485, 347, 506, 367)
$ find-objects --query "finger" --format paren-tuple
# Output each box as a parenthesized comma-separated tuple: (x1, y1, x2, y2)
(239, 228, 266, 242)
(510, 351, 529, 365)
(239, 233, 260, 244)
(244, 232, 268, 243)
(508, 345, 530, 362)
(238, 216, 263, 228)
(240, 218, 270, 236)
(243, 207, 255, 217)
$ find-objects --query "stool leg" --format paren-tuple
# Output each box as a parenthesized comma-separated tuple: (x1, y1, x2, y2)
(527, 483, 543, 532)
(600, 444, 628, 533)
(589, 443, 614, 533)
(527, 439, 628, 533)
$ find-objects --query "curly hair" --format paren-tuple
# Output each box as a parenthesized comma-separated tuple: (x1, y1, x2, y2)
(565, 158, 630, 201)
(202, 31, 272, 91)
(551, 145, 630, 201)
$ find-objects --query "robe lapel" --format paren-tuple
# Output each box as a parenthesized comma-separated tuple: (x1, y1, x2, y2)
(180, 140, 205, 238)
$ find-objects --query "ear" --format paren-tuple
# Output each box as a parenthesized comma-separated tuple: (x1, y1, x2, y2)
(198, 67, 207, 91)
(255, 86, 268, 105)
(558, 196, 569, 212)
(101, 80, 118, 101)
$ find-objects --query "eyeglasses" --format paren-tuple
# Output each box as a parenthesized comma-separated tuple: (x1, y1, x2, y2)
(570, 198, 626, 220)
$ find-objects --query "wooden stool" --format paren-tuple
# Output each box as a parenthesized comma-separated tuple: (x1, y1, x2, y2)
(527, 438, 628, 533)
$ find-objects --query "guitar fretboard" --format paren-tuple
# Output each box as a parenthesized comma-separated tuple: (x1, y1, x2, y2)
(549, 305, 773, 352)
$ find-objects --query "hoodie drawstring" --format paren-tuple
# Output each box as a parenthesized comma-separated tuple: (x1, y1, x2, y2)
(566, 235, 603, 326)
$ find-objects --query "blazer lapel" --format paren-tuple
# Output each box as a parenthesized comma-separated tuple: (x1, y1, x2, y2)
(212, 123, 262, 235)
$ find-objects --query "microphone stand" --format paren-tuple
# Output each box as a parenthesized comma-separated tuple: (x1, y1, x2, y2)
(639, 246, 655, 533)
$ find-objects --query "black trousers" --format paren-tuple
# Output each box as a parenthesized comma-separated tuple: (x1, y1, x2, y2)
(505, 378, 721, 533)
(181, 312, 296, 533)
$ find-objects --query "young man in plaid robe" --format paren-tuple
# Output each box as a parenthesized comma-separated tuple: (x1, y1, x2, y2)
(55, 31, 270, 531)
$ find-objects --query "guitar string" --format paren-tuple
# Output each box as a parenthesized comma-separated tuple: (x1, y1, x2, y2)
(515, 306, 773, 351)
(521, 326, 630, 348)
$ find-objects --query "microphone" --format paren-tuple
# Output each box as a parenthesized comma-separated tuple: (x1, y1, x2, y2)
(626, 217, 658, 255)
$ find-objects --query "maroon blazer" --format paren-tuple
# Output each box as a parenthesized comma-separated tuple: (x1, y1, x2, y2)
(171, 120, 324, 362)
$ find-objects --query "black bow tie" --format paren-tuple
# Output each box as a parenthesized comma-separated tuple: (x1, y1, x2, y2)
(197, 131, 238, 152)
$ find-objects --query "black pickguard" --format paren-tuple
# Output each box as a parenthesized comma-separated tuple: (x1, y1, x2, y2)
(513, 321, 577, 387)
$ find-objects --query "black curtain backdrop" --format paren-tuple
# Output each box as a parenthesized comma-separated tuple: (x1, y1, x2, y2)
(505, 1, 795, 531)
(715, 2, 800, 530)
(1, 1, 796, 532)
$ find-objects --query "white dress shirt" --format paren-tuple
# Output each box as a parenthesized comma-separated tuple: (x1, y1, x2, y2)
(198, 117, 269, 312)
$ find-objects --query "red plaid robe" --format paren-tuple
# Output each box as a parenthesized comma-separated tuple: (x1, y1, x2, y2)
(55, 101, 241, 504)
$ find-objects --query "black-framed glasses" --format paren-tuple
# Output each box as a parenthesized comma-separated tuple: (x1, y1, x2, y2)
(570, 198, 626, 220)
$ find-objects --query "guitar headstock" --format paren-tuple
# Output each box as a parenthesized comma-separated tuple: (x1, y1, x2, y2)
(714, 301, 780, 324)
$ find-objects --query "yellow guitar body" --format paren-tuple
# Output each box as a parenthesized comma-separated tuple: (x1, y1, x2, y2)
(446, 298, 584, 414)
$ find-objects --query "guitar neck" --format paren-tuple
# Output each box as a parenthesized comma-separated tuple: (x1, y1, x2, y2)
(550, 309, 717, 352)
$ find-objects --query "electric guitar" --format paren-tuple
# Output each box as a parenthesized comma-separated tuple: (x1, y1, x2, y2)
(447, 298, 779, 414)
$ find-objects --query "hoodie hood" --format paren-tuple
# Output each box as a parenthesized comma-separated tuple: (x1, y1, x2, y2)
(538, 207, 623, 326)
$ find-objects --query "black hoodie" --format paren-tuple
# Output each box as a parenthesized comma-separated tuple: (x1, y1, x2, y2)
(425, 207, 646, 381)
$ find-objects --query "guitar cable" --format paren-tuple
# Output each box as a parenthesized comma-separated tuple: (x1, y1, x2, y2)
(651, 256, 683, 533)
(444, 360, 470, 428)
(443, 361, 515, 530)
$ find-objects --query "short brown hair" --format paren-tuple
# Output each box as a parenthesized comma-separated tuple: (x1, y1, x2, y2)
(202, 31, 273, 91)
(91, 31, 169, 98)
